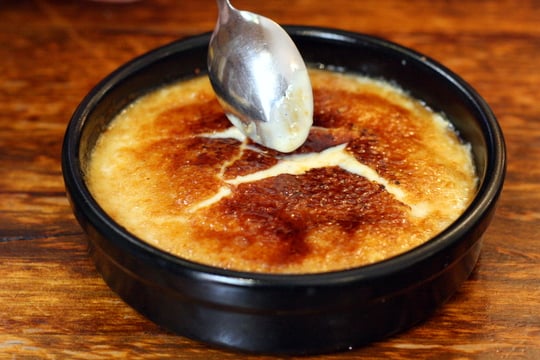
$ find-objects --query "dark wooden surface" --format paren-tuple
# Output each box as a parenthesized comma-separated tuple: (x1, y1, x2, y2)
(1, 0, 539, 358)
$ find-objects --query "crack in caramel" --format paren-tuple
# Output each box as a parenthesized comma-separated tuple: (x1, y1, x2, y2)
(189, 135, 409, 213)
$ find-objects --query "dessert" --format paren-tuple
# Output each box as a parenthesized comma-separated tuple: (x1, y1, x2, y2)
(86, 69, 477, 274)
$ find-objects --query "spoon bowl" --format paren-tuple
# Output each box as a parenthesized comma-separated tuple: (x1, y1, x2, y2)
(207, 0, 313, 152)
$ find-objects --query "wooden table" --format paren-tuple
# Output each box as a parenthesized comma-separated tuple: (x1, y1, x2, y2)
(1, 0, 539, 358)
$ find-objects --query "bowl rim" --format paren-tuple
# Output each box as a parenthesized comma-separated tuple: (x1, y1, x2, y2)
(62, 25, 506, 288)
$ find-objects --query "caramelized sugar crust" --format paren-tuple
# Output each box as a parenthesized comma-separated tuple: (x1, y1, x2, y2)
(87, 70, 477, 273)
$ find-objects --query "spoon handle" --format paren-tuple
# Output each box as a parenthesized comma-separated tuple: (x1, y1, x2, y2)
(216, 0, 232, 12)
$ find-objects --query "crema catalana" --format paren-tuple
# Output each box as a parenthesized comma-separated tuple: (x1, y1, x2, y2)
(86, 69, 477, 274)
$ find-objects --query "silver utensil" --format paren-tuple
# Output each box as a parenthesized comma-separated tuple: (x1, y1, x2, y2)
(207, 0, 313, 152)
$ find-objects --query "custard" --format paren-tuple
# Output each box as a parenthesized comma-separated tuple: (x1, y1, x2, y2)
(86, 69, 477, 274)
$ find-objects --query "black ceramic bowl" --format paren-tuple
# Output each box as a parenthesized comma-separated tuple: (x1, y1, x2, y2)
(62, 26, 505, 355)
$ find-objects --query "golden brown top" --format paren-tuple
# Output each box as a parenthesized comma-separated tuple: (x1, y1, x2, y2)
(87, 70, 476, 274)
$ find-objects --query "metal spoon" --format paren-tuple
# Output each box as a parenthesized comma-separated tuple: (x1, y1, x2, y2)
(207, 0, 313, 153)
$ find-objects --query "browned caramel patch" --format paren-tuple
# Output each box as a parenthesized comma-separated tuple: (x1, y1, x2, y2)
(192, 168, 409, 267)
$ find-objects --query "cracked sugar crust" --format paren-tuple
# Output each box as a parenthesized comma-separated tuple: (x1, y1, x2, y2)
(86, 69, 477, 274)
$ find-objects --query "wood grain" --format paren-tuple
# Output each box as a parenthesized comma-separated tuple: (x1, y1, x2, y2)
(1, 0, 539, 358)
